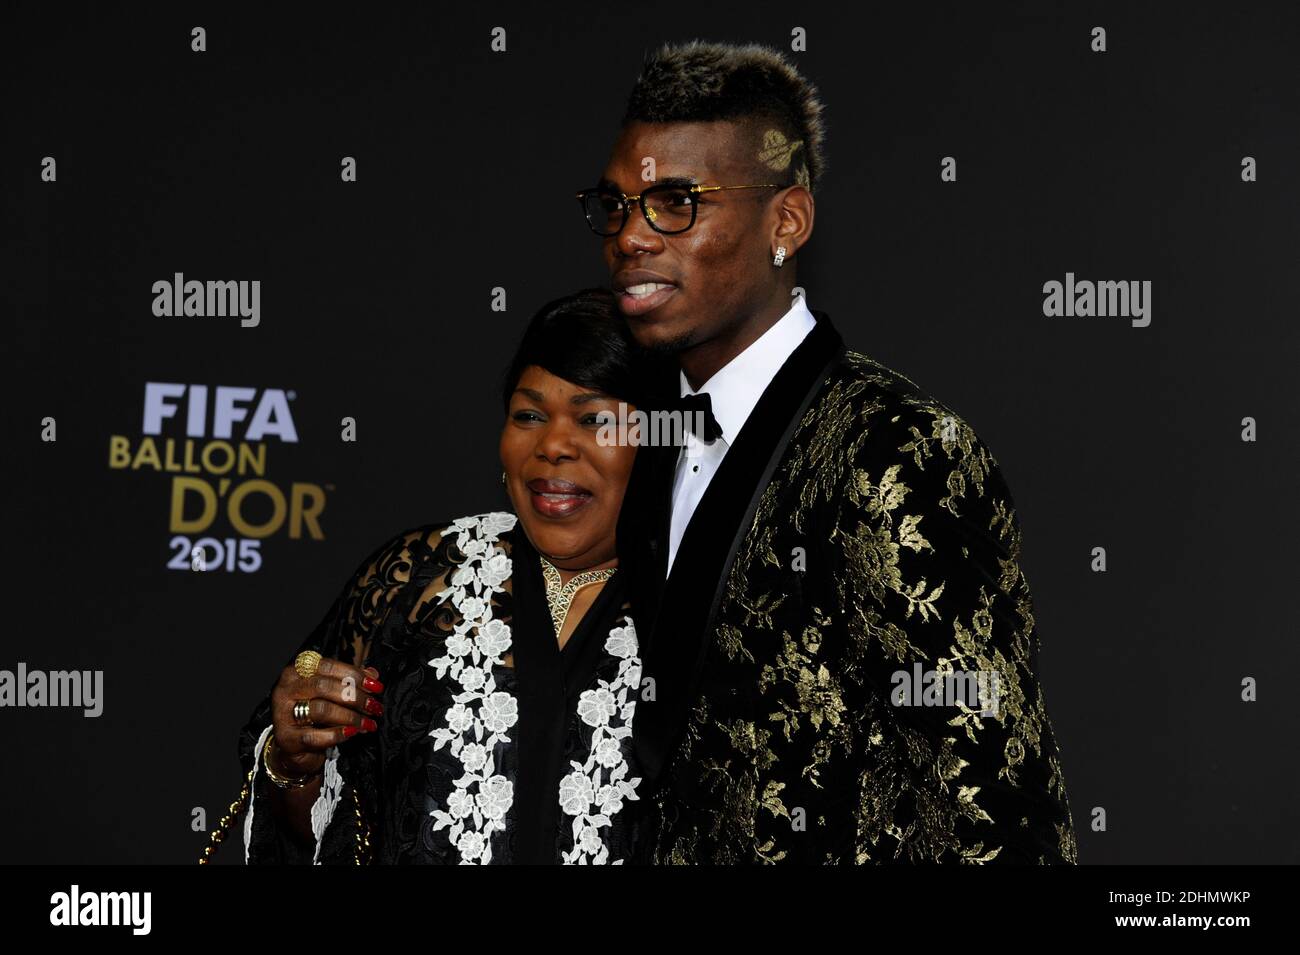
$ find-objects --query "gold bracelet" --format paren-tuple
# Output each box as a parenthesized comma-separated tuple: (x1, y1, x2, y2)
(262, 733, 323, 789)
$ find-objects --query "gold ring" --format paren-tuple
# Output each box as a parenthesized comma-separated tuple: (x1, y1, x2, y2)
(295, 650, 323, 680)
(292, 699, 313, 725)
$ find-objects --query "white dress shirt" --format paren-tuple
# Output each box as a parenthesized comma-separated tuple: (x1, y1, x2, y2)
(666, 295, 817, 574)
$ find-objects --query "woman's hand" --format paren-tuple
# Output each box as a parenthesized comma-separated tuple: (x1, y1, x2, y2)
(267, 657, 384, 779)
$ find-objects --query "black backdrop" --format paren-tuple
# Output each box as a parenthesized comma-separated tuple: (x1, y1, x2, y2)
(3, 3, 1297, 865)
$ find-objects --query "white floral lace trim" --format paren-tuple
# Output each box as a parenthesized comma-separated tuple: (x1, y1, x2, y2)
(427, 512, 520, 864)
(427, 511, 642, 864)
(244, 722, 342, 864)
(560, 619, 642, 864)
(244, 724, 274, 863)
(310, 746, 344, 864)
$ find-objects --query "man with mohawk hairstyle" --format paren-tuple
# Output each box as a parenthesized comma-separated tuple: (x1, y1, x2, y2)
(573, 39, 1078, 864)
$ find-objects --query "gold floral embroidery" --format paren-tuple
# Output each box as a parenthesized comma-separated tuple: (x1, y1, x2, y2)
(651, 350, 1078, 864)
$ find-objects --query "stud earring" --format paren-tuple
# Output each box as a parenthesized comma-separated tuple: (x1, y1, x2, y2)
(773, 246, 787, 267)
(501, 471, 507, 486)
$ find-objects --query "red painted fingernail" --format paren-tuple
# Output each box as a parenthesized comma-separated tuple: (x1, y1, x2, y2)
(364, 698, 384, 715)
(361, 717, 378, 733)
(342, 725, 359, 738)
(363, 676, 384, 693)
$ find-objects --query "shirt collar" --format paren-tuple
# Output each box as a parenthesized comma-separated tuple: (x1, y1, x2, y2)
(679, 295, 818, 443)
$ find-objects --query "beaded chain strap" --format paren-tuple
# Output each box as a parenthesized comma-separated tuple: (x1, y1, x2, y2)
(196, 767, 370, 864)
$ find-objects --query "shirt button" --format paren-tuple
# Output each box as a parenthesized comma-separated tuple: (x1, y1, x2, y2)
(692, 465, 699, 472)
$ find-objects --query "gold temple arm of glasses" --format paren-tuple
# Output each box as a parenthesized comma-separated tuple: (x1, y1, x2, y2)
(692, 184, 783, 194)
(575, 183, 783, 200)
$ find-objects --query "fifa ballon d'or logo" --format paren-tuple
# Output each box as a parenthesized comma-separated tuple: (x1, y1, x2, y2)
(108, 383, 334, 573)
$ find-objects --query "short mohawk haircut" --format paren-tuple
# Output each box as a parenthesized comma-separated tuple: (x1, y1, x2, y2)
(621, 40, 828, 196)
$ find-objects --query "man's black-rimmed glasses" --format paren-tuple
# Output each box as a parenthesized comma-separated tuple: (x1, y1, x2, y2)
(576, 181, 783, 236)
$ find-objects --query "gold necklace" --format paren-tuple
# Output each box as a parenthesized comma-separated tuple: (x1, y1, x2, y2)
(539, 556, 616, 639)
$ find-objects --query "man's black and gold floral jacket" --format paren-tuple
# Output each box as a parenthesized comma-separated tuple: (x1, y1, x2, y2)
(618, 308, 1078, 864)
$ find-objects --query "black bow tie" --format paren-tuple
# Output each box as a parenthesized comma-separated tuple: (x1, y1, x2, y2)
(675, 391, 724, 443)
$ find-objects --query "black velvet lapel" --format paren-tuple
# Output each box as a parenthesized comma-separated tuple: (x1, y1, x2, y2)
(630, 310, 845, 785)
(616, 433, 676, 653)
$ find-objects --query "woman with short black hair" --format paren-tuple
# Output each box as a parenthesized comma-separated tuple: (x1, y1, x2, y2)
(202, 288, 669, 864)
